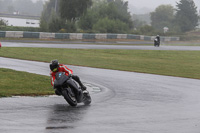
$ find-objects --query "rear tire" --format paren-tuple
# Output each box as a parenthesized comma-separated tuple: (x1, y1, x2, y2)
(62, 89, 77, 107)
(83, 93, 92, 105)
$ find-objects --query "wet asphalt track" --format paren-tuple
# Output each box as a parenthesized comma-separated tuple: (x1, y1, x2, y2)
(1, 42, 200, 133)
(2, 41, 200, 50)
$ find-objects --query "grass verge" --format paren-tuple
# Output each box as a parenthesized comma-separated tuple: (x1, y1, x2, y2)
(0, 47, 200, 79)
(0, 68, 53, 97)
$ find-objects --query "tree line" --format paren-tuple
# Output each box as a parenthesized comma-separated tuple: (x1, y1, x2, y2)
(150, 0, 199, 35)
(0, 0, 199, 35)
(40, 0, 133, 33)
(40, 0, 199, 35)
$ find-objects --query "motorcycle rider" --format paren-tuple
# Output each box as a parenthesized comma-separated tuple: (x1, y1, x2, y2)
(156, 35, 160, 43)
(50, 59, 88, 95)
(154, 35, 160, 47)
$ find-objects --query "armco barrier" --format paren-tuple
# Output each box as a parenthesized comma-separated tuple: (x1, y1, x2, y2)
(70, 33, 83, 40)
(0, 31, 6, 37)
(144, 36, 151, 41)
(171, 37, 180, 41)
(117, 34, 127, 39)
(1, 31, 180, 41)
(127, 34, 140, 40)
(107, 34, 117, 39)
(40, 32, 55, 39)
(55, 33, 70, 39)
(23, 32, 40, 38)
(6, 31, 23, 38)
(95, 34, 107, 39)
(82, 33, 96, 39)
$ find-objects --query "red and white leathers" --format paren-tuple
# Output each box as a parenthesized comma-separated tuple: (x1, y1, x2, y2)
(50, 64, 73, 86)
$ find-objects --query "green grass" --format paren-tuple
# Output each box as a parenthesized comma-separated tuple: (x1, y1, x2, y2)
(0, 68, 53, 97)
(0, 47, 200, 79)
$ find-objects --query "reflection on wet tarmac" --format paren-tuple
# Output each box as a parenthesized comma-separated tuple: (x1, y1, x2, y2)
(46, 104, 90, 131)
(46, 126, 73, 129)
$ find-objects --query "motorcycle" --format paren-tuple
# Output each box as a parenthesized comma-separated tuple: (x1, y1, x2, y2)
(53, 72, 91, 106)
(154, 38, 160, 47)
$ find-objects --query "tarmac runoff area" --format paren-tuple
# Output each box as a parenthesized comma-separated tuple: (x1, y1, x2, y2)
(2, 41, 200, 50)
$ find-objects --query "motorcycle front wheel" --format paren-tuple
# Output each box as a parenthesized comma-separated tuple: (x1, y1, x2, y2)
(62, 89, 77, 107)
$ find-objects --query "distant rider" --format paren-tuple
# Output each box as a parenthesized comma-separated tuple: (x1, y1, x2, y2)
(154, 35, 160, 47)
(50, 59, 88, 95)
(156, 35, 160, 44)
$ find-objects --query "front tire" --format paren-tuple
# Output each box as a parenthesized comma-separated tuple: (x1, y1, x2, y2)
(62, 89, 77, 106)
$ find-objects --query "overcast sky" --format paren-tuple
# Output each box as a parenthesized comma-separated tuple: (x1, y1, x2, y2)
(126, 0, 200, 10)
(32, 0, 200, 9)
(31, 0, 200, 14)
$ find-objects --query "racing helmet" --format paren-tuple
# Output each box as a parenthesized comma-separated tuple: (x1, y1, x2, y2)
(50, 59, 59, 72)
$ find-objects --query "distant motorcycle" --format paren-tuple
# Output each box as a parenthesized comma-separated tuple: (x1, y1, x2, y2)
(54, 72, 91, 106)
(154, 38, 160, 47)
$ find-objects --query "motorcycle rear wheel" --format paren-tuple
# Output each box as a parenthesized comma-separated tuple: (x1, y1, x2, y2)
(83, 93, 92, 105)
